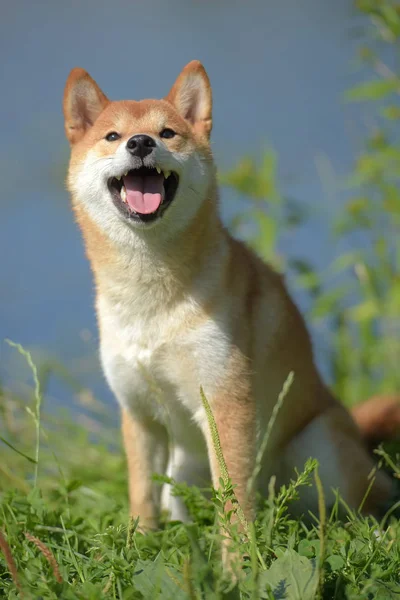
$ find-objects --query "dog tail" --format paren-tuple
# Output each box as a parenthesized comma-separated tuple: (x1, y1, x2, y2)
(351, 394, 400, 448)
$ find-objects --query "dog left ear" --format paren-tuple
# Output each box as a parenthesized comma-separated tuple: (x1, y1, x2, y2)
(166, 60, 212, 138)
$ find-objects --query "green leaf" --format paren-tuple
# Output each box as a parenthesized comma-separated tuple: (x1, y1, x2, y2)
(133, 556, 186, 599)
(346, 581, 400, 600)
(297, 539, 318, 558)
(259, 549, 319, 600)
(220, 150, 281, 202)
(325, 554, 345, 572)
(345, 79, 399, 101)
(0, 435, 37, 463)
(382, 105, 400, 120)
(311, 285, 351, 320)
(347, 300, 379, 322)
(330, 252, 361, 275)
(252, 211, 278, 260)
(66, 479, 83, 493)
(186, 526, 220, 598)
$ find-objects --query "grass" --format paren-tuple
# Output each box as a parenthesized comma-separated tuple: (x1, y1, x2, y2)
(0, 350, 400, 599)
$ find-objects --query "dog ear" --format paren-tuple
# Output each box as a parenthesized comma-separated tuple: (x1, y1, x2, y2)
(63, 68, 109, 144)
(165, 60, 212, 138)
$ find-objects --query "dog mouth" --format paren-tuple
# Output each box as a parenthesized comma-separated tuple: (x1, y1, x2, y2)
(108, 166, 179, 223)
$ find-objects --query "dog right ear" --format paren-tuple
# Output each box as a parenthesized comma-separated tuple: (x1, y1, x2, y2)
(63, 68, 109, 145)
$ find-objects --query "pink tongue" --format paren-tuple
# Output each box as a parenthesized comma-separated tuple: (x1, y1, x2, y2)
(123, 174, 164, 214)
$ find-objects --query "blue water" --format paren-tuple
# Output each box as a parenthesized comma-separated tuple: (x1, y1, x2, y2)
(0, 0, 371, 410)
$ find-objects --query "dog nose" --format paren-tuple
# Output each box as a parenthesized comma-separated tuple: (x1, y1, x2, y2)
(126, 134, 156, 158)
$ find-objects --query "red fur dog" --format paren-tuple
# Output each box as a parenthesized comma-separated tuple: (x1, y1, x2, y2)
(63, 61, 395, 533)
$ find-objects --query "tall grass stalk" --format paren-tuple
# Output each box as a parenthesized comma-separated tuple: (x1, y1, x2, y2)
(6, 340, 42, 487)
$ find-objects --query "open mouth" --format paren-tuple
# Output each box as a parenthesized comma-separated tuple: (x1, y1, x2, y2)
(108, 166, 179, 223)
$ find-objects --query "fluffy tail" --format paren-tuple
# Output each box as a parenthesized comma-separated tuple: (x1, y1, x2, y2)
(351, 394, 400, 448)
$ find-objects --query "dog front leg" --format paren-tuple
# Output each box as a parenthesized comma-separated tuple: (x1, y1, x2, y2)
(121, 408, 168, 530)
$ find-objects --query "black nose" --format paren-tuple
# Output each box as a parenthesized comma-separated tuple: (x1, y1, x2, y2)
(126, 134, 156, 158)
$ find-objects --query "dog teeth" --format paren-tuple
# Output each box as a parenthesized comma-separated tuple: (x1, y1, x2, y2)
(155, 167, 170, 178)
(116, 176, 121, 181)
(120, 186, 127, 203)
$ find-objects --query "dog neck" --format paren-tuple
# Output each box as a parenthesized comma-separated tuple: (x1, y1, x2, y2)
(73, 181, 226, 304)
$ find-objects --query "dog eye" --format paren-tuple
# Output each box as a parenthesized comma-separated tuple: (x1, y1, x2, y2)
(105, 132, 121, 142)
(160, 128, 176, 139)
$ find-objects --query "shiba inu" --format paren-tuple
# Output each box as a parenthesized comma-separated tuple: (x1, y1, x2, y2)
(63, 60, 392, 532)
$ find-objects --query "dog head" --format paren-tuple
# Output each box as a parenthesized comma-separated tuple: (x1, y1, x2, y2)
(63, 61, 215, 243)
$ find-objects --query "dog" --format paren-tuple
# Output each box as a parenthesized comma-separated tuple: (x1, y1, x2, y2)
(63, 60, 393, 533)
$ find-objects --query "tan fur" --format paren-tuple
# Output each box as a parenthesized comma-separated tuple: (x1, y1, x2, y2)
(121, 408, 168, 530)
(63, 61, 392, 537)
(352, 395, 400, 447)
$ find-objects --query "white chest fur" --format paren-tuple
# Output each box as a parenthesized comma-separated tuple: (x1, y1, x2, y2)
(97, 281, 231, 439)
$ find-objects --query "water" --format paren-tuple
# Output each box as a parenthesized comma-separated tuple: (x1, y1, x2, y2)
(0, 0, 370, 408)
